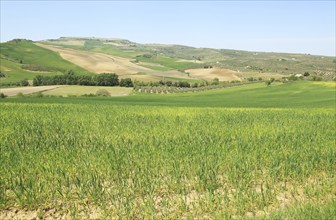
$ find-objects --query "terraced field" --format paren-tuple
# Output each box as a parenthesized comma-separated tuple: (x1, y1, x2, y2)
(1, 81, 335, 219)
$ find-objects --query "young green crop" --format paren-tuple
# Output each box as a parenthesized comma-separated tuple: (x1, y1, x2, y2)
(0, 98, 335, 218)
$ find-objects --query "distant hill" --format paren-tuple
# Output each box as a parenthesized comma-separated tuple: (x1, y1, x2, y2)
(1, 37, 335, 86)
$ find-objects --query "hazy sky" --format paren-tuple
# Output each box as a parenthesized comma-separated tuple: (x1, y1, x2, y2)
(1, 1, 335, 56)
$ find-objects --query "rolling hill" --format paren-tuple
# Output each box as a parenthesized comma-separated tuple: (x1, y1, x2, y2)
(1, 37, 335, 86)
(0, 39, 92, 85)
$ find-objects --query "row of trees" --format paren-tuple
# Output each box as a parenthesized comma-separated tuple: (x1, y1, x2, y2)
(134, 78, 222, 88)
(32, 71, 133, 87)
(135, 81, 245, 94)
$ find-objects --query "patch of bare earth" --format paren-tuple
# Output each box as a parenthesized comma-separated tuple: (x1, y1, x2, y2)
(36, 43, 152, 74)
(186, 67, 241, 81)
(35, 43, 194, 80)
(1, 173, 334, 219)
(177, 59, 203, 63)
(242, 172, 336, 218)
(0, 205, 103, 220)
(137, 61, 162, 67)
(42, 40, 86, 46)
(0, 85, 62, 97)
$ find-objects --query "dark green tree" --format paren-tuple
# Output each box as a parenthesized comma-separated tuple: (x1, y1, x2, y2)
(95, 73, 119, 86)
(33, 75, 44, 86)
(120, 78, 134, 87)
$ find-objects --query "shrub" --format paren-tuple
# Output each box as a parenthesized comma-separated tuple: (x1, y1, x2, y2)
(82, 93, 96, 97)
(166, 81, 173, 86)
(312, 76, 323, 81)
(141, 54, 153, 59)
(16, 92, 24, 97)
(191, 82, 198, 88)
(21, 79, 29, 86)
(0, 93, 7, 98)
(288, 75, 298, 81)
(212, 78, 219, 85)
(96, 89, 110, 96)
(33, 92, 44, 98)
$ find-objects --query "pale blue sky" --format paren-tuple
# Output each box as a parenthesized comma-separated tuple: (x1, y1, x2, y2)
(1, 1, 335, 56)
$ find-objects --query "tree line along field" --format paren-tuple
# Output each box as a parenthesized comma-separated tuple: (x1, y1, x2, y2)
(0, 81, 335, 219)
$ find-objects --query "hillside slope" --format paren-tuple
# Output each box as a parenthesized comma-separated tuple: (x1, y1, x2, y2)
(35, 43, 193, 82)
(1, 37, 335, 85)
(41, 37, 336, 80)
(0, 39, 92, 85)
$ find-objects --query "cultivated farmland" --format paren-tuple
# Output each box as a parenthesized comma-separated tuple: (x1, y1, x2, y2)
(0, 82, 335, 219)
(0, 85, 62, 97)
(42, 86, 133, 97)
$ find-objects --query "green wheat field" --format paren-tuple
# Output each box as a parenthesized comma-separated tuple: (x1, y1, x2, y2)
(0, 81, 335, 219)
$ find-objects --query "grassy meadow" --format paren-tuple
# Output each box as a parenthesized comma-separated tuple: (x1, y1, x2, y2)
(0, 81, 335, 219)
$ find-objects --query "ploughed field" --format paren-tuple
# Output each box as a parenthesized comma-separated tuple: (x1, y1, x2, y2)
(0, 82, 335, 219)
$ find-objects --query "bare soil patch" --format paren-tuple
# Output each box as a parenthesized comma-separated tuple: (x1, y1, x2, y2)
(177, 59, 203, 63)
(186, 67, 241, 81)
(138, 61, 164, 67)
(35, 43, 195, 80)
(43, 40, 86, 46)
(36, 43, 157, 75)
